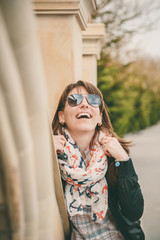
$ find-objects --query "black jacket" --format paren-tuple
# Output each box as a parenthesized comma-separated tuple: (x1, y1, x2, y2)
(106, 157, 145, 240)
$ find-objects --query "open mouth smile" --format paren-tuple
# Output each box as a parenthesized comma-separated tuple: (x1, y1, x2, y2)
(76, 112, 92, 119)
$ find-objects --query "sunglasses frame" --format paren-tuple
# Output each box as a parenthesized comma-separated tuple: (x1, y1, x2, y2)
(67, 93, 101, 108)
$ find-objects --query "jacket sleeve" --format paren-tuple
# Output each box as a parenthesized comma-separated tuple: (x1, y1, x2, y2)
(117, 158, 144, 221)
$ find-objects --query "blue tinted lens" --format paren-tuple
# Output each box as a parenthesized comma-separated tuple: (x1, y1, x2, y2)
(68, 94, 101, 107)
(68, 94, 83, 107)
(87, 94, 101, 107)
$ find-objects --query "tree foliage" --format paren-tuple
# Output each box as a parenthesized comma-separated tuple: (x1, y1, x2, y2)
(98, 53, 160, 136)
(95, 0, 160, 136)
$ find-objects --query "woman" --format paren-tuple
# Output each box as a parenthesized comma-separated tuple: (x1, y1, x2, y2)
(52, 80, 145, 240)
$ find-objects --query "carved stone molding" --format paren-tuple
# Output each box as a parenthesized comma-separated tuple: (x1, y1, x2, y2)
(82, 23, 105, 59)
(33, 0, 97, 30)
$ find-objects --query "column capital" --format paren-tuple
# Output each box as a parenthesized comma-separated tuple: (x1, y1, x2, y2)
(32, 0, 97, 30)
(82, 23, 106, 59)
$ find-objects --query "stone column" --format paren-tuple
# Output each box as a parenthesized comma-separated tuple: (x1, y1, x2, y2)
(1, 0, 64, 239)
(82, 23, 105, 85)
(33, 1, 97, 238)
(33, 0, 97, 120)
(0, 7, 38, 240)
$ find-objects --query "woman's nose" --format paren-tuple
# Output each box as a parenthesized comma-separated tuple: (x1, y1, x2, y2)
(80, 96, 89, 108)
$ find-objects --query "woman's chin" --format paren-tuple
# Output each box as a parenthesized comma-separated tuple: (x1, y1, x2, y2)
(71, 125, 96, 133)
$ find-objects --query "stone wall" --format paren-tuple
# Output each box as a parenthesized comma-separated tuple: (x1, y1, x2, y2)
(0, 0, 105, 239)
(33, 0, 105, 121)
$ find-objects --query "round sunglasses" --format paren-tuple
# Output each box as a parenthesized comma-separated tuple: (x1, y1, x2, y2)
(67, 94, 101, 108)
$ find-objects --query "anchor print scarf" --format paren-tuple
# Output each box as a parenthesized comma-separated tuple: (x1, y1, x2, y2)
(57, 128, 108, 223)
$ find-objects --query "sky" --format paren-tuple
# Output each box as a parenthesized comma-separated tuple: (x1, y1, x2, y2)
(126, 22, 160, 59)
(143, 28, 160, 58)
(123, 0, 160, 59)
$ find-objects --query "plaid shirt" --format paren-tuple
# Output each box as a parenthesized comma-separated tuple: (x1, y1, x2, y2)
(71, 207, 124, 240)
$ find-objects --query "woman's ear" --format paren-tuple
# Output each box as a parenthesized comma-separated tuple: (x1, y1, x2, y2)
(58, 111, 65, 124)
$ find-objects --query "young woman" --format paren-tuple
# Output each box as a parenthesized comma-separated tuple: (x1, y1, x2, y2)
(52, 80, 145, 240)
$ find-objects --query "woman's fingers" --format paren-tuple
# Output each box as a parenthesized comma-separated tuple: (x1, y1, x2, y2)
(56, 143, 65, 153)
(102, 141, 112, 157)
(105, 150, 112, 157)
(102, 136, 113, 143)
(54, 135, 66, 141)
(54, 135, 66, 144)
(53, 135, 66, 153)
(101, 136, 129, 160)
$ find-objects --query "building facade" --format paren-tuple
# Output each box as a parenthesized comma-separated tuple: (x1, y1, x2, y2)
(0, 1, 105, 239)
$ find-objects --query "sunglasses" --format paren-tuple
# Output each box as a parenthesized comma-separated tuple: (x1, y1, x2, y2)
(67, 94, 101, 108)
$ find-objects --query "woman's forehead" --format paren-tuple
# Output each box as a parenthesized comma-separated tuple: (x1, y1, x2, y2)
(68, 86, 88, 95)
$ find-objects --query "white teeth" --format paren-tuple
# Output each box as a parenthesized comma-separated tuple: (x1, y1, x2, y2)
(76, 113, 91, 119)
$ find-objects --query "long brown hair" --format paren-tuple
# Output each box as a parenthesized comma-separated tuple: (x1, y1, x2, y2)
(52, 81, 132, 184)
(52, 80, 131, 151)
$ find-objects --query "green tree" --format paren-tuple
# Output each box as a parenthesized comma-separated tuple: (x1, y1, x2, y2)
(98, 53, 160, 136)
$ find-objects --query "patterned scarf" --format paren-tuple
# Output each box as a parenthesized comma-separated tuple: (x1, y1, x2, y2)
(57, 128, 108, 223)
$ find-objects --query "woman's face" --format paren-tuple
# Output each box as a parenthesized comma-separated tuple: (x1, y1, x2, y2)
(58, 87, 102, 135)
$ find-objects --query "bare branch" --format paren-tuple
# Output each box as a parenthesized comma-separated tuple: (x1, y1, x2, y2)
(93, 0, 159, 54)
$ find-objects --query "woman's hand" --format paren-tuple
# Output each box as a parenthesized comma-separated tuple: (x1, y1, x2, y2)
(53, 135, 66, 153)
(101, 136, 129, 161)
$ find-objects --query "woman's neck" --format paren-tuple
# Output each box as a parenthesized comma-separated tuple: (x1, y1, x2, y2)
(68, 130, 95, 157)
